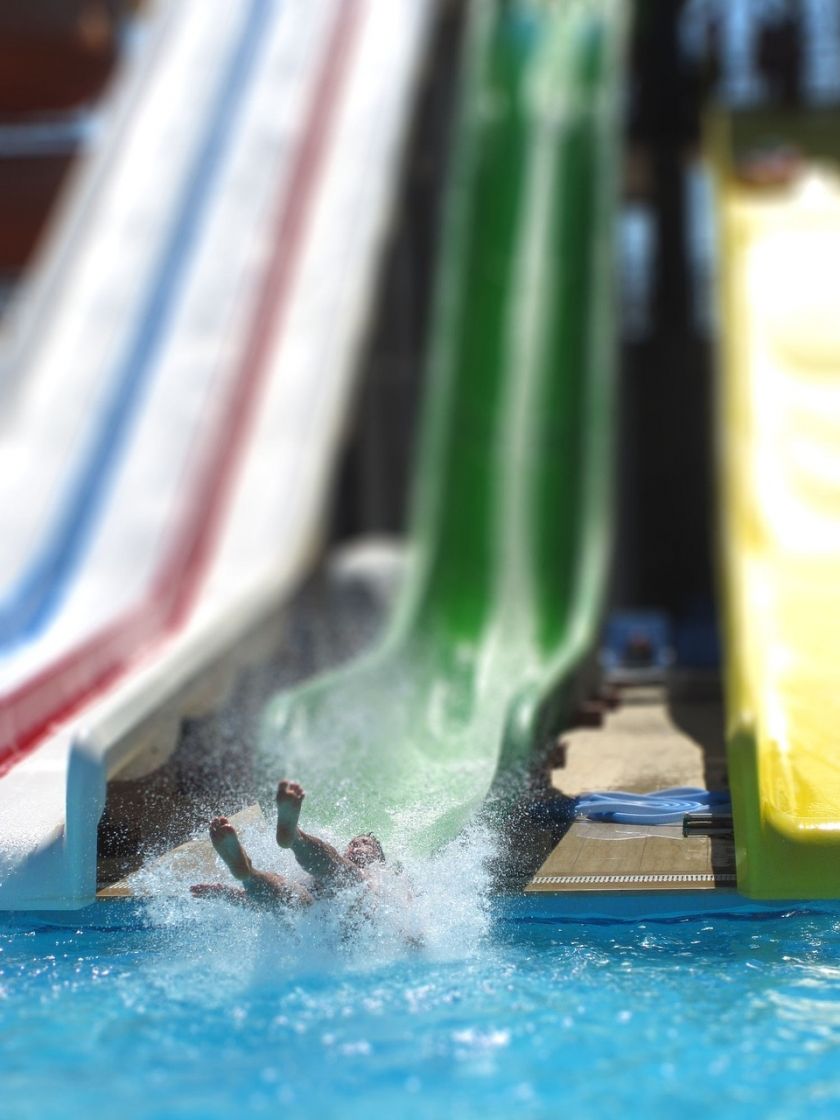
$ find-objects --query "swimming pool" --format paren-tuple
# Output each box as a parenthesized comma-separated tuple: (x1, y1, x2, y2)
(3, 839, 840, 1119)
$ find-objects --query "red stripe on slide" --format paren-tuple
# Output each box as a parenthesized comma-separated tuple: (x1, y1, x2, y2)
(0, 0, 363, 779)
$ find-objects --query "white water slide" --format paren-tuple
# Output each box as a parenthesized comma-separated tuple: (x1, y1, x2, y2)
(0, 0, 431, 908)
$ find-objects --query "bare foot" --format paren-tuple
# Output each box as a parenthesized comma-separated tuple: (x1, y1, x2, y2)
(276, 780, 304, 847)
(209, 817, 253, 881)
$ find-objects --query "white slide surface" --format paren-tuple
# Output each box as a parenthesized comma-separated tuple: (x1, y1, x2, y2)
(0, 0, 431, 908)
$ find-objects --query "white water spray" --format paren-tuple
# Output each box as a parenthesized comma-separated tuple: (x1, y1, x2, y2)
(125, 809, 498, 989)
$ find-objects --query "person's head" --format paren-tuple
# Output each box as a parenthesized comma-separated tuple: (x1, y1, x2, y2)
(345, 833, 385, 868)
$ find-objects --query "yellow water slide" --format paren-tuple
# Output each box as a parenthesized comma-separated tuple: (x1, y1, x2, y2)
(718, 118, 840, 898)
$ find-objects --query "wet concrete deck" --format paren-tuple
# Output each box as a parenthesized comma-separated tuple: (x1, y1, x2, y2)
(526, 681, 736, 895)
(97, 804, 266, 899)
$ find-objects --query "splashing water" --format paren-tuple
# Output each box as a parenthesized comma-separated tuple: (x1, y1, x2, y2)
(130, 809, 499, 970)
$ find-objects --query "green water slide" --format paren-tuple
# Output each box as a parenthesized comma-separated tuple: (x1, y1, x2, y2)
(260, 0, 626, 855)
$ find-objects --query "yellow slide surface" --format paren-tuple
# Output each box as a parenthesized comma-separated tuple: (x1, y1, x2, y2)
(719, 133, 840, 898)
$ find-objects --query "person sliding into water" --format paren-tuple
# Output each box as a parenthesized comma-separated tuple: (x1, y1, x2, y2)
(190, 779, 387, 912)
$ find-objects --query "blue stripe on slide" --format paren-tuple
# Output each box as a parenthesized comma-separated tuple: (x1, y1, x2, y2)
(0, 0, 272, 647)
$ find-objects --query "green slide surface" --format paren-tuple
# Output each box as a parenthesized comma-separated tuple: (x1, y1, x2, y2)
(260, 0, 626, 854)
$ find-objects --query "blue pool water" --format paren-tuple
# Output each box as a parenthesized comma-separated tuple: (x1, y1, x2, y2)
(3, 833, 840, 1119)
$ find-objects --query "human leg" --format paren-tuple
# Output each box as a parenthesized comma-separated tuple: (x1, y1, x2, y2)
(276, 781, 362, 886)
(192, 816, 313, 910)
